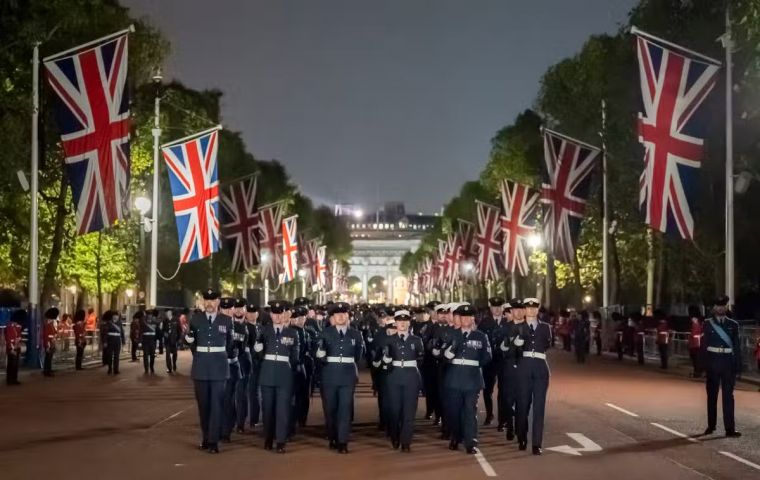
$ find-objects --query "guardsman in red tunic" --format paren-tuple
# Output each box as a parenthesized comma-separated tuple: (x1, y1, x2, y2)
(5, 310, 25, 385)
(688, 306, 703, 378)
(43, 308, 59, 377)
(655, 310, 670, 369)
(73, 309, 87, 370)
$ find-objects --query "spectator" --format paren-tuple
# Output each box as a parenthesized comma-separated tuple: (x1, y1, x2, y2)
(59, 313, 72, 352)
(85, 307, 97, 345)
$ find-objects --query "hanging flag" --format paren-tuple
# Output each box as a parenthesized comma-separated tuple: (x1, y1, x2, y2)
(633, 27, 721, 240)
(541, 128, 599, 264)
(161, 127, 222, 264)
(445, 233, 461, 287)
(221, 175, 258, 272)
(43, 29, 132, 235)
(298, 235, 316, 285)
(316, 245, 328, 289)
(258, 201, 284, 280)
(437, 239, 451, 290)
(475, 200, 503, 282)
(457, 219, 477, 259)
(281, 215, 299, 283)
(500, 179, 539, 276)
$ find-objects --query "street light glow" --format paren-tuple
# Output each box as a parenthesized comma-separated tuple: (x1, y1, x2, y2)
(462, 261, 475, 273)
(527, 232, 543, 248)
(261, 249, 271, 264)
(353, 208, 363, 219)
(125, 288, 134, 298)
(298, 268, 307, 278)
(134, 196, 152, 216)
(583, 295, 592, 304)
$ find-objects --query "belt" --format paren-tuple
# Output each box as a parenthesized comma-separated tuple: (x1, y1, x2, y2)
(244, 347, 251, 353)
(523, 351, 547, 359)
(707, 346, 733, 354)
(326, 356, 355, 364)
(391, 360, 417, 368)
(196, 346, 226, 353)
(143, 332, 155, 336)
(107, 332, 121, 337)
(451, 358, 479, 367)
(264, 354, 290, 363)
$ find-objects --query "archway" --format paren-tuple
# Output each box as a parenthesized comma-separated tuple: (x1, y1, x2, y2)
(367, 275, 387, 304)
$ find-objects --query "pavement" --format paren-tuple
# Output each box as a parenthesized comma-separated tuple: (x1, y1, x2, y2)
(2, 350, 760, 479)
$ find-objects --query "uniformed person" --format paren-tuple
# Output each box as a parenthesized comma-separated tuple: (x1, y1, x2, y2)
(443, 304, 491, 454)
(185, 289, 234, 454)
(513, 298, 551, 455)
(370, 307, 396, 433)
(478, 297, 502, 426)
(496, 300, 517, 438)
(42, 308, 59, 377)
(103, 310, 125, 375)
(655, 310, 670, 369)
(5, 309, 24, 385)
(632, 312, 645, 364)
(701, 296, 741, 437)
(220, 297, 243, 441)
(290, 305, 311, 430)
(226, 299, 252, 434)
(245, 304, 262, 429)
(73, 309, 87, 371)
(420, 301, 440, 421)
(317, 302, 365, 453)
(430, 303, 454, 437)
(254, 301, 300, 453)
(140, 309, 159, 374)
(384, 309, 424, 452)
(129, 312, 141, 362)
(574, 311, 590, 363)
(164, 308, 182, 373)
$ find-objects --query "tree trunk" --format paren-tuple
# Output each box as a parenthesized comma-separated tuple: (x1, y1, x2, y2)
(655, 235, 665, 308)
(610, 230, 622, 305)
(41, 175, 70, 307)
(96, 231, 103, 315)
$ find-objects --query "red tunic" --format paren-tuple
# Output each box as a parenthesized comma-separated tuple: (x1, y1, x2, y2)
(5, 321, 22, 351)
(43, 322, 58, 350)
(656, 322, 669, 346)
(688, 322, 702, 349)
(73, 321, 86, 346)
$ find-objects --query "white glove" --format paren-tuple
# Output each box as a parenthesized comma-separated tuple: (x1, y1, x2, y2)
(228, 357, 238, 364)
(254, 342, 263, 352)
(316, 349, 326, 359)
(372, 360, 382, 368)
(500, 341, 510, 352)
(444, 346, 455, 360)
(184, 335, 195, 344)
(432, 348, 441, 357)
(367, 336, 374, 343)
(513, 336, 525, 347)
(382, 356, 392, 364)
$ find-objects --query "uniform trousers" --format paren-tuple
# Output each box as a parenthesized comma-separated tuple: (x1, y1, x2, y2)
(222, 363, 240, 438)
(388, 380, 419, 445)
(165, 343, 178, 371)
(445, 388, 479, 448)
(498, 362, 519, 432)
(235, 362, 250, 429)
(194, 380, 226, 445)
(75, 344, 85, 369)
(705, 355, 736, 432)
(6, 352, 19, 384)
(323, 384, 355, 443)
(261, 384, 293, 444)
(106, 340, 121, 373)
(516, 360, 549, 447)
(422, 359, 439, 418)
(482, 364, 497, 419)
(142, 341, 156, 373)
(248, 368, 261, 427)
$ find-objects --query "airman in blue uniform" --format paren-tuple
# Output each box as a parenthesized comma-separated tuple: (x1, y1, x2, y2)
(702, 295, 742, 438)
(163, 308, 182, 373)
(478, 297, 501, 426)
(254, 301, 300, 453)
(186, 289, 234, 454)
(513, 298, 551, 455)
(420, 301, 440, 422)
(430, 303, 454, 438)
(370, 306, 396, 433)
(290, 305, 312, 430)
(317, 302, 365, 453)
(141, 309, 159, 374)
(383, 309, 425, 452)
(104, 310, 125, 375)
(245, 304, 262, 429)
(443, 303, 491, 454)
(497, 299, 521, 440)
(218, 297, 240, 442)
(231, 298, 251, 434)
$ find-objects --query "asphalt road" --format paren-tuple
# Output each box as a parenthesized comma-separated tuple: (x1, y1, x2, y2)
(2, 350, 759, 479)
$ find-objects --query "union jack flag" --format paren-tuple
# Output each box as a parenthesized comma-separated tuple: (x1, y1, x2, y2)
(281, 215, 299, 282)
(299, 237, 318, 286)
(634, 29, 720, 239)
(445, 233, 461, 287)
(258, 202, 284, 280)
(420, 257, 433, 294)
(500, 179, 539, 276)
(437, 239, 451, 289)
(475, 201, 502, 282)
(541, 128, 599, 264)
(457, 219, 477, 259)
(221, 176, 258, 272)
(44, 31, 131, 234)
(316, 245, 328, 289)
(161, 127, 221, 264)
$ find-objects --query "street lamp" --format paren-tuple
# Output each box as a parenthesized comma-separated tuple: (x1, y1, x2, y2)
(583, 295, 592, 304)
(527, 232, 543, 249)
(353, 208, 363, 219)
(126, 288, 134, 299)
(134, 196, 152, 302)
(134, 196, 151, 217)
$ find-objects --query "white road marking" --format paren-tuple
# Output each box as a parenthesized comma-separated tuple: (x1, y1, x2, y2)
(605, 402, 639, 417)
(150, 407, 189, 429)
(546, 433, 602, 456)
(650, 423, 698, 443)
(474, 449, 497, 477)
(719, 451, 760, 471)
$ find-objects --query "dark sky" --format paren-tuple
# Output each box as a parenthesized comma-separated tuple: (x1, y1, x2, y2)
(123, 0, 637, 214)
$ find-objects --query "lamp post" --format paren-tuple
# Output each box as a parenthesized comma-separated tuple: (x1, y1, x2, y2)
(298, 268, 307, 298)
(134, 195, 152, 303)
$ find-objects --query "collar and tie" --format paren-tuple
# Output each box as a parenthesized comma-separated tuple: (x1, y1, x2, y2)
(207, 315, 213, 324)
(339, 329, 345, 340)
(276, 327, 281, 338)
(530, 323, 535, 333)
(400, 334, 406, 342)
(463, 331, 470, 340)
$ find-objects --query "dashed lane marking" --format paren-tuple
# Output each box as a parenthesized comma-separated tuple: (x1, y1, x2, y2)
(150, 407, 190, 429)
(650, 423, 699, 443)
(719, 451, 760, 471)
(474, 449, 497, 477)
(605, 402, 639, 417)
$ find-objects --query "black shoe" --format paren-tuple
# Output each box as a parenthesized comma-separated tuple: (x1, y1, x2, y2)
(338, 443, 349, 454)
(433, 417, 441, 427)
(466, 446, 478, 455)
(144, 370, 149, 374)
(703, 427, 715, 435)
(329, 439, 337, 450)
(425, 413, 433, 420)
(199, 441, 209, 451)
(484, 415, 494, 426)
(276, 443, 286, 454)
(497, 424, 505, 432)
(107, 370, 112, 375)
(506, 429, 515, 441)
(208, 444, 219, 454)
(150, 368, 155, 374)
(448, 440, 459, 451)
(392, 439, 400, 450)
(264, 440, 273, 451)
(726, 431, 742, 438)
(401, 444, 411, 453)
(518, 440, 527, 451)
(532, 446, 542, 455)
(166, 369, 173, 374)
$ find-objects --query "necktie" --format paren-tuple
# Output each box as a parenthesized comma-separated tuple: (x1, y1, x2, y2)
(401, 334, 405, 342)
(276, 328, 281, 339)
(530, 323, 535, 333)
(207, 315, 212, 324)
(463, 331, 469, 340)
(339, 330, 345, 340)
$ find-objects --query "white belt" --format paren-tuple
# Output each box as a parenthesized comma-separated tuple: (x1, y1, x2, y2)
(326, 356, 355, 364)
(264, 354, 290, 362)
(245, 347, 251, 353)
(451, 358, 479, 367)
(107, 332, 121, 337)
(196, 346, 226, 353)
(391, 360, 417, 368)
(523, 351, 547, 359)
(707, 346, 732, 354)
(143, 332, 155, 336)
(693, 335, 701, 339)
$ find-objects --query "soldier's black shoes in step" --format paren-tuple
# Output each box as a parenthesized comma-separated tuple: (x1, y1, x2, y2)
(276, 443, 286, 454)
(199, 442, 209, 451)
(264, 440, 273, 451)
(235, 427, 245, 434)
(518, 441, 528, 451)
(532, 446, 543, 455)
(466, 447, 478, 455)
(483, 415, 494, 426)
(726, 431, 742, 438)
(506, 430, 515, 441)
(392, 439, 400, 450)
(448, 440, 459, 451)
(703, 427, 715, 435)
(208, 444, 219, 454)
(425, 413, 433, 420)
(337, 443, 349, 454)
(433, 417, 441, 427)
(328, 439, 337, 450)
(401, 445, 411, 453)
(497, 424, 504, 432)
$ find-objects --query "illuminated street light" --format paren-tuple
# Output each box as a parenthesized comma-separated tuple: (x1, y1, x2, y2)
(298, 268, 307, 278)
(462, 261, 475, 274)
(261, 249, 271, 264)
(134, 196, 152, 216)
(583, 295, 592, 304)
(125, 288, 134, 299)
(527, 232, 543, 248)
(353, 208, 364, 219)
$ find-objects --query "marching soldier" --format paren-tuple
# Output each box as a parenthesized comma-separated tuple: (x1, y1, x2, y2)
(613, 312, 625, 361)
(140, 309, 159, 374)
(497, 300, 520, 439)
(103, 310, 125, 375)
(290, 305, 311, 430)
(420, 301, 440, 421)
(655, 310, 669, 369)
(219, 297, 240, 442)
(430, 303, 454, 437)
(5, 309, 24, 385)
(186, 289, 234, 454)
(574, 311, 590, 363)
(443, 304, 491, 454)
(633, 312, 645, 364)
(228, 299, 252, 434)
(317, 302, 365, 453)
(688, 306, 703, 378)
(42, 308, 59, 377)
(254, 301, 300, 453)
(245, 304, 262, 429)
(370, 307, 396, 432)
(164, 308, 182, 373)
(513, 298, 551, 455)
(383, 309, 424, 452)
(73, 309, 87, 371)
(702, 296, 741, 437)
(130, 311, 141, 362)
(477, 297, 502, 426)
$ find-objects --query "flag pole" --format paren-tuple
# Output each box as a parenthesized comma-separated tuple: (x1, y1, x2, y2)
(27, 42, 41, 368)
(601, 99, 609, 309)
(724, 5, 735, 307)
(149, 72, 162, 308)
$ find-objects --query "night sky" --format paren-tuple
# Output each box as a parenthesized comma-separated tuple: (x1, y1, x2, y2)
(123, 0, 637, 213)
